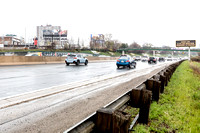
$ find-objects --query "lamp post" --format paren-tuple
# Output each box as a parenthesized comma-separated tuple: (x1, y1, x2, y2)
(51, 32, 54, 49)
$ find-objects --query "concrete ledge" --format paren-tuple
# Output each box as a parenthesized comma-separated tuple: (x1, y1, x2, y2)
(0, 56, 117, 66)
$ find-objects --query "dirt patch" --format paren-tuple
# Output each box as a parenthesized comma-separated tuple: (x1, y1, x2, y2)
(191, 56, 200, 62)
(190, 62, 200, 77)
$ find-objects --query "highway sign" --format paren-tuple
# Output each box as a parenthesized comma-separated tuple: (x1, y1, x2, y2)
(176, 40, 196, 47)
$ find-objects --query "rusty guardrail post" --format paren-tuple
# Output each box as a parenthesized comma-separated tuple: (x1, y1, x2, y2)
(159, 73, 166, 93)
(138, 89, 152, 124)
(96, 108, 114, 133)
(130, 84, 146, 108)
(130, 84, 152, 124)
(146, 79, 161, 102)
(96, 108, 131, 133)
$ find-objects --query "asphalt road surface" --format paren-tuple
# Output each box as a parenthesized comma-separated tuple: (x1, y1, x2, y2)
(0, 60, 177, 133)
(0, 61, 166, 99)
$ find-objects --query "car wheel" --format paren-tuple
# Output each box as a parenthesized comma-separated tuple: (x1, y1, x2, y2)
(117, 65, 120, 69)
(85, 60, 88, 65)
(76, 60, 80, 66)
(65, 61, 69, 66)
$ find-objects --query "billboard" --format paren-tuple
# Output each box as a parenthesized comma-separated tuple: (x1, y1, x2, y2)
(91, 34, 104, 41)
(176, 40, 196, 47)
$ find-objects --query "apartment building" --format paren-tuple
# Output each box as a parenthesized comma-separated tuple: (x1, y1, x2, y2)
(37, 25, 67, 49)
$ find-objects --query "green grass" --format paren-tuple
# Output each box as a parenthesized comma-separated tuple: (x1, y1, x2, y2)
(133, 61, 200, 133)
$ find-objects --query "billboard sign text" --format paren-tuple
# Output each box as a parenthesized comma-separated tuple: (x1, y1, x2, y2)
(176, 40, 196, 47)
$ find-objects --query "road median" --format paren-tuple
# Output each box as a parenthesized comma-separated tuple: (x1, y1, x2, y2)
(0, 56, 117, 66)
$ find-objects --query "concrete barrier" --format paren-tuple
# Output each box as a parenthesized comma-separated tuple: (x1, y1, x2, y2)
(0, 56, 118, 65)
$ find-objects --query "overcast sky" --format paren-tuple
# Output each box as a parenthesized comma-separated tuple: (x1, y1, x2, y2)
(0, 0, 200, 47)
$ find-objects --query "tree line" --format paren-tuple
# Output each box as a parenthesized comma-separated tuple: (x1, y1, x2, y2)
(89, 34, 175, 55)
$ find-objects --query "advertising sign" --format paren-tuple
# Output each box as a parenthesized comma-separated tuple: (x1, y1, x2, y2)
(176, 40, 196, 47)
(91, 34, 104, 41)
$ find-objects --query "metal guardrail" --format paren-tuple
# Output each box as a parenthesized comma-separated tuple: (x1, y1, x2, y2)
(64, 61, 184, 133)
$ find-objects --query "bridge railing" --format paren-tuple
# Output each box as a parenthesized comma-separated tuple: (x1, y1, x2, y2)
(117, 47, 200, 52)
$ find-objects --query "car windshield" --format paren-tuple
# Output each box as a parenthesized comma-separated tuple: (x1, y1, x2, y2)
(150, 57, 155, 59)
(68, 55, 76, 58)
(120, 56, 129, 60)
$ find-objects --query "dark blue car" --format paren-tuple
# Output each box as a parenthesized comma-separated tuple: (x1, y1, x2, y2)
(116, 55, 136, 69)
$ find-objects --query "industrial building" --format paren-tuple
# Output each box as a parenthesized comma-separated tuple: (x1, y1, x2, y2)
(0, 34, 25, 48)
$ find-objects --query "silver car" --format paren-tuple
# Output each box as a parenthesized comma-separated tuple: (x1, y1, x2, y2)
(65, 54, 88, 66)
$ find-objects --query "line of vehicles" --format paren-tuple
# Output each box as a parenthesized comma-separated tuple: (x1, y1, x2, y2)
(63, 53, 182, 70)
(134, 56, 182, 63)
(116, 55, 171, 69)
(63, 53, 179, 70)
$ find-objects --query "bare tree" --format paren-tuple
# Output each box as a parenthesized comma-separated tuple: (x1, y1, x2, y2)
(81, 39, 84, 48)
(68, 37, 74, 49)
(143, 43, 153, 48)
(104, 34, 112, 41)
(129, 42, 143, 54)
(129, 42, 141, 48)
(77, 38, 81, 49)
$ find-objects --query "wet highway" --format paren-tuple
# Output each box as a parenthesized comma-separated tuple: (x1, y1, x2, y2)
(0, 61, 166, 99)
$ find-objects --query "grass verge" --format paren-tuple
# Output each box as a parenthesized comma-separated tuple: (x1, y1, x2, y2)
(132, 61, 200, 133)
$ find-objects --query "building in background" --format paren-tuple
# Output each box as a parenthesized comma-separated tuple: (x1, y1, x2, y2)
(37, 25, 68, 49)
(0, 34, 25, 48)
(90, 34, 105, 49)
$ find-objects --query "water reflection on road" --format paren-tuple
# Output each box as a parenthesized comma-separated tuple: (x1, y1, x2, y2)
(0, 61, 163, 98)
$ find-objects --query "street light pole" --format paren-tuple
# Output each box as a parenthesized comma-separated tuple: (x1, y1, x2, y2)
(51, 32, 55, 49)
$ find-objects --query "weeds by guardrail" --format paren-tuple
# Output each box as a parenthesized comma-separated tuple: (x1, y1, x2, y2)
(65, 61, 184, 133)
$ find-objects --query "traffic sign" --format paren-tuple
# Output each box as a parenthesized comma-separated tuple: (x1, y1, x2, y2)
(176, 40, 196, 47)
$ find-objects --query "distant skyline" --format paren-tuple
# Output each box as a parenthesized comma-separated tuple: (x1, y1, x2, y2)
(0, 0, 200, 48)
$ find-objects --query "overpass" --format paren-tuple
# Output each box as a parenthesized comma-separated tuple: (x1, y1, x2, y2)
(117, 47, 200, 52)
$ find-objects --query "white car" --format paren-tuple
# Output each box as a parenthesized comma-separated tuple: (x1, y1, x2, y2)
(141, 56, 148, 62)
(65, 54, 88, 66)
(25, 53, 39, 56)
(166, 56, 173, 61)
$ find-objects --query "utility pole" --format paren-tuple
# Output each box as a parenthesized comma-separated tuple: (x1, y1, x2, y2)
(77, 37, 80, 49)
(2, 34, 4, 45)
(25, 28, 26, 47)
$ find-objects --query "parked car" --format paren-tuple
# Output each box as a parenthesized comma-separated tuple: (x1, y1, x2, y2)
(25, 52, 42, 56)
(25, 53, 39, 56)
(5, 52, 14, 56)
(65, 54, 88, 66)
(158, 57, 165, 62)
(141, 56, 148, 62)
(148, 57, 157, 64)
(116, 55, 136, 69)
